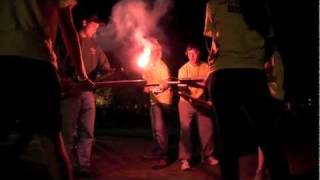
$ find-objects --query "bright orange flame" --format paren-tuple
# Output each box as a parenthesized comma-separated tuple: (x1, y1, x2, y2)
(137, 39, 152, 68)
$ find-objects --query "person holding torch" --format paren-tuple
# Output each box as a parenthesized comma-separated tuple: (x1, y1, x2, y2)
(140, 37, 173, 170)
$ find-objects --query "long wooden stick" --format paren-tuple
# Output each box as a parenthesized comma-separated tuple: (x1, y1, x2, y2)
(94, 80, 149, 88)
(93, 78, 205, 89)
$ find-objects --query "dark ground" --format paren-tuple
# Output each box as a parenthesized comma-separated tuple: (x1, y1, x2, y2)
(11, 130, 318, 180)
(2, 103, 318, 180)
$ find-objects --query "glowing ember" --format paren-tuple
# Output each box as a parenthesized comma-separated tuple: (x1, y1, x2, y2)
(137, 40, 152, 68)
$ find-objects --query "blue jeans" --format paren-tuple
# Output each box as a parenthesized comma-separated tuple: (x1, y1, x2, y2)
(61, 91, 96, 167)
(150, 103, 170, 160)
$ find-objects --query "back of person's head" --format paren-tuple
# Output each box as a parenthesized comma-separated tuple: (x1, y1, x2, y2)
(74, 10, 104, 32)
(239, 0, 272, 38)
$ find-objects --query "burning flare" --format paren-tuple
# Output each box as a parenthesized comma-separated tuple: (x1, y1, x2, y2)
(137, 39, 152, 68)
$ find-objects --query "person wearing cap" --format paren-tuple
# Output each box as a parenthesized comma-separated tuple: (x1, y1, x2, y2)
(60, 14, 112, 177)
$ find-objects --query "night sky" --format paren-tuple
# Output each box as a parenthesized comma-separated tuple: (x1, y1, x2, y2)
(74, 0, 318, 105)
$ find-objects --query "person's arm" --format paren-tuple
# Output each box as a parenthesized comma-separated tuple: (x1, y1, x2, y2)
(204, 1, 219, 62)
(158, 62, 170, 92)
(95, 47, 116, 81)
(142, 72, 151, 93)
(58, 5, 91, 83)
(203, 1, 214, 38)
(97, 47, 111, 71)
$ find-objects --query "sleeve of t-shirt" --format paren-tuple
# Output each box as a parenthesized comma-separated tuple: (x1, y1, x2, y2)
(178, 65, 186, 79)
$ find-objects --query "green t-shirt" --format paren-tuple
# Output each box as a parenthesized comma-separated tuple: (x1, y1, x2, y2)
(204, 0, 266, 72)
(0, 0, 76, 61)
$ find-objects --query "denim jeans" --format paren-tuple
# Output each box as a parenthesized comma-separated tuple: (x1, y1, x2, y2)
(61, 91, 96, 167)
(149, 103, 170, 160)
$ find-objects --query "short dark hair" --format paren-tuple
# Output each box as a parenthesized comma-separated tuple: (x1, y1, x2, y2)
(185, 42, 200, 51)
(185, 42, 201, 55)
(85, 15, 103, 23)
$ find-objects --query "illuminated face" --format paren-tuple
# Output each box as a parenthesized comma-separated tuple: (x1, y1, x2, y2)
(137, 38, 162, 68)
(186, 48, 200, 65)
(84, 21, 100, 38)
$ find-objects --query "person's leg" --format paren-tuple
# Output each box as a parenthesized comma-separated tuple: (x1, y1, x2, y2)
(39, 133, 73, 180)
(197, 112, 217, 164)
(248, 104, 289, 180)
(254, 147, 267, 180)
(0, 56, 73, 180)
(244, 70, 290, 180)
(60, 97, 81, 163)
(214, 105, 241, 180)
(142, 105, 160, 159)
(178, 100, 194, 170)
(207, 71, 241, 180)
(31, 59, 74, 180)
(257, 147, 265, 172)
(149, 103, 170, 169)
(76, 92, 96, 168)
(178, 100, 194, 161)
(150, 104, 169, 158)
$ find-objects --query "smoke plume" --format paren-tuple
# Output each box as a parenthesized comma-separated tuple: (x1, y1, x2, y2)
(95, 0, 173, 70)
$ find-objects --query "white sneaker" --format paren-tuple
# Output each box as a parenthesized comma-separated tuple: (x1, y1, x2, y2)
(206, 156, 219, 166)
(180, 159, 191, 171)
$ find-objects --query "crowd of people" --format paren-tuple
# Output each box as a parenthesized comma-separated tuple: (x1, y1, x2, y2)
(0, 0, 290, 180)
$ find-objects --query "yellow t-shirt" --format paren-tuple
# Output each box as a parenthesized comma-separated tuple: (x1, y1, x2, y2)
(142, 59, 172, 105)
(204, 0, 266, 72)
(0, 0, 77, 61)
(178, 62, 210, 101)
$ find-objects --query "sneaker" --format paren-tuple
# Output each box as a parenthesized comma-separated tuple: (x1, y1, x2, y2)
(180, 159, 191, 171)
(206, 156, 219, 166)
(151, 159, 170, 170)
